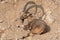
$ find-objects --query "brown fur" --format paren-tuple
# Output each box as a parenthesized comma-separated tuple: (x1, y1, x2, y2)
(24, 19, 47, 34)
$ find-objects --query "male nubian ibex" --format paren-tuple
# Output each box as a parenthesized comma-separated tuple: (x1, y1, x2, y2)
(20, 1, 49, 39)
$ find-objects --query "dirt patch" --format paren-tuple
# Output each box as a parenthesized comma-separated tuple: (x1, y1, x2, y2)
(0, 0, 60, 40)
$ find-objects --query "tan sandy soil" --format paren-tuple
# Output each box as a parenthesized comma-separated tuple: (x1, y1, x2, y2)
(0, 0, 60, 40)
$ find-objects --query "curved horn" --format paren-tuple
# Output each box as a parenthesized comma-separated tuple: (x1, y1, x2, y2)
(23, 1, 36, 13)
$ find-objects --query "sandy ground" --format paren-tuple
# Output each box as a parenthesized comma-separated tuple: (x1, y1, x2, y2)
(0, 0, 60, 40)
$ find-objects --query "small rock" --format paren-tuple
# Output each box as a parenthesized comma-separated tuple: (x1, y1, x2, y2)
(0, 20, 4, 23)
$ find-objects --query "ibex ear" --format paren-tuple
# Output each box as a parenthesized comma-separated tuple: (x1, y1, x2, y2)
(23, 1, 36, 13)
